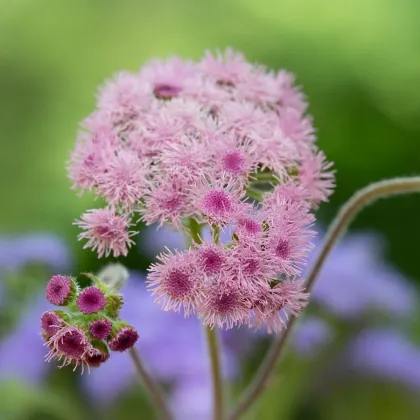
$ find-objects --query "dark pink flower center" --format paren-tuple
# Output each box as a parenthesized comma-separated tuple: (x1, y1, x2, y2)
(153, 83, 182, 99)
(109, 327, 139, 352)
(89, 319, 113, 340)
(41, 311, 63, 335)
(202, 190, 232, 216)
(165, 269, 193, 298)
(275, 239, 291, 259)
(243, 258, 260, 276)
(238, 218, 261, 235)
(201, 249, 223, 274)
(222, 151, 245, 174)
(77, 287, 107, 314)
(57, 330, 87, 358)
(161, 193, 183, 213)
(46, 275, 72, 306)
(214, 292, 237, 315)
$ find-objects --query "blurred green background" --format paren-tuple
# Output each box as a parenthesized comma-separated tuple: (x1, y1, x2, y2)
(1, 0, 420, 419)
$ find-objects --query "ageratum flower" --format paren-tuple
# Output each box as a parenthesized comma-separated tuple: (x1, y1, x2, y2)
(68, 48, 335, 332)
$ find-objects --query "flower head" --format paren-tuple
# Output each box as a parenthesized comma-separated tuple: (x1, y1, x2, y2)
(252, 280, 309, 333)
(77, 286, 107, 314)
(89, 319, 113, 340)
(45, 275, 75, 306)
(40, 311, 65, 336)
(195, 174, 245, 226)
(85, 346, 110, 368)
(75, 208, 135, 258)
(195, 243, 226, 276)
(199, 284, 251, 329)
(45, 325, 92, 370)
(66, 48, 334, 334)
(108, 325, 139, 352)
(147, 250, 201, 315)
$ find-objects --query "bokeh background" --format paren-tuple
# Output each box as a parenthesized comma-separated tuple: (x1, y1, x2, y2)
(1, 1, 420, 419)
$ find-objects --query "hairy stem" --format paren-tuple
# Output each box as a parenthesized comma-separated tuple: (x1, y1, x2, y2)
(129, 348, 172, 420)
(206, 325, 225, 420)
(230, 177, 420, 420)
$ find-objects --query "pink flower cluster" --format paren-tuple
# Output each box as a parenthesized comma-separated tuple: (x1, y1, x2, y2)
(68, 48, 335, 332)
(41, 275, 138, 372)
(148, 196, 314, 332)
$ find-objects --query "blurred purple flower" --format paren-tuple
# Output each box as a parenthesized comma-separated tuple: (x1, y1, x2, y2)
(350, 328, 420, 390)
(292, 317, 332, 357)
(0, 296, 53, 383)
(0, 233, 72, 272)
(309, 231, 416, 319)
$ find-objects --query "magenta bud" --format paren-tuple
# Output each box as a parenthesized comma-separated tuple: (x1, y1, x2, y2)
(77, 286, 107, 314)
(108, 325, 139, 352)
(85, 341, 110, 368)
(40, 311, 65, 336)
(45, 275, 75, 306)
(89, 319, 113, 340)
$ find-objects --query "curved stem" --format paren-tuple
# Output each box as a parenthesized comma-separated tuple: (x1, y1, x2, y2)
(206, 326, 225, 420)
(129, 348, 172, 420)
(230, 177, 420, 420)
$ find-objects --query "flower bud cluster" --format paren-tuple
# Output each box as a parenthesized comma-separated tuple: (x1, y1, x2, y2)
(41, 274, 138, 372)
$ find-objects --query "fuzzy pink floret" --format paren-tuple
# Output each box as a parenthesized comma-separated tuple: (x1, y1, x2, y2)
(45, 275, 73, 306)
(41, 311, 64, 336)
(199, 284, 251, 330)
(75, 208, 135, 258)
(147, 250, 202, 315)
(77, 287, 107, 314)
(89, 319, 113, 340)
(252, 280, 309, 333)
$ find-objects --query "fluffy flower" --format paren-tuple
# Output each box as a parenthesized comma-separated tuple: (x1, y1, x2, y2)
(141, 171, 193, 229)
(194, 174, 245, 226)
(263, 197, 315, 276)
(299, 150, 335, 207)
(75, 208, 135, 258)
(195, 243, 227, 276)
(252, 280, 309, 333)
(147, 250, 202, 315)
(96, 149, 148, 209)
(199, 284, 251, 329)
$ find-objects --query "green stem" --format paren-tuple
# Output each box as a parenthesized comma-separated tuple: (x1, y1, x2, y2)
(205, 325, 225, 420)
(230, 176, 420, 420)
(187, 218, 202, 245)
(186, 218, 225, 419)
(129, 348, 172, 420)
(246, 187, 264, 201)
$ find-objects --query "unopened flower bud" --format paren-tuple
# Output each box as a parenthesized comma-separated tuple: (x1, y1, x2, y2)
(45, 275, 76, 306)
(108, 323, 139, 352)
